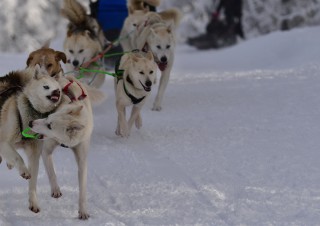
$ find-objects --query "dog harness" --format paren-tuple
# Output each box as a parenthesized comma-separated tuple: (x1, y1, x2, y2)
(62, 80, 87, 102)
(115, 65, 145, 105)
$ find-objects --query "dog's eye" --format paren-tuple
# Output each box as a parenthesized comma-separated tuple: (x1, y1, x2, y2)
(150, 70, 154, 74)
(47, 63, 52, 69)
(43, 85, 49, 90)
(156, 45, 161, 50)
(69, 49, 74, 54)
(47, 123, 52, 130)
(166, 45, 171, 49)
(79, 49, 84, 53)
(139, 71, 144, 75)
(133, 23, 137, 27)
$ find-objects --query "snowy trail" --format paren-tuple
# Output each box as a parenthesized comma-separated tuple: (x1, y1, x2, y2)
(1, 27, 320, 225)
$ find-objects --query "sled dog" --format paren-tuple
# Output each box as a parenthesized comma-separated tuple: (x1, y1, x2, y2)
(0, 65, 62, 213)
(121, 0, 181, 110)
(29, 74, 103, 219)
(26, 43, 67, 77)
(62, 0, 106, 88)
(114, 51, 157, 137)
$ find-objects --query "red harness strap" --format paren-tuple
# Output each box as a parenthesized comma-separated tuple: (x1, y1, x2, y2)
(62, 80, 87, 102)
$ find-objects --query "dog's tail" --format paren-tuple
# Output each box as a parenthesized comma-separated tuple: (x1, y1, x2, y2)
(61, 0, 87, 27)
(159, 8, 182, 28)
(128, 0, 161, 11)
(84, 84, 107, 106)
(0, 70, 30, 109)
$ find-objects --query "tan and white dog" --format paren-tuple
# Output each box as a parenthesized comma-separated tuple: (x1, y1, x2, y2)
(26, 43, 67, 77)
(0, 65, 62, 213)
(115, 51, 157, 137)
(62, 0, 106, 88)
(29, 74, 103, 219)
(120, 0, 181, 111)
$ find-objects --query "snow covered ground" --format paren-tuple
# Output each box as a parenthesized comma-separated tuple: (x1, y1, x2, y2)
(1, 26, 320, 225)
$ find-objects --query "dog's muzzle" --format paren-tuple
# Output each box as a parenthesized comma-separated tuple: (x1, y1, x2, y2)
(140, 80, 152, 92)
(47, 89, 61, 103)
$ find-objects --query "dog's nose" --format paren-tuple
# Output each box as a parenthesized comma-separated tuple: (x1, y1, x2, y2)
(29, 121, 33, 128)
(160, 56, 167, 63)
(145, 80, 152, 87)
(72, 60, 79, 67)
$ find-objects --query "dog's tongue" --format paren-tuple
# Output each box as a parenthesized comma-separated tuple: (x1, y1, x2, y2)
(50, 95, 59, 103)
(157, 62, 167, 71)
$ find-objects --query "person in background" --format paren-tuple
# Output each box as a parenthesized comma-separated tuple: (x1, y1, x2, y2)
(188, 0, 244, 50)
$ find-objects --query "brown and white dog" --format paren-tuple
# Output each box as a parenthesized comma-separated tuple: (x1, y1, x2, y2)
(26, 43, 67, 77)
(62, 0, 106, 88)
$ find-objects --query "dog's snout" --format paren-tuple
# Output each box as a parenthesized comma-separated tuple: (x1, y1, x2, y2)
(160, 56, 167, 63)
(145, 80, 152, 87)
(29, 121, 33, 128)
(72, 60, 79, 67)
(52, 89, 60, 97)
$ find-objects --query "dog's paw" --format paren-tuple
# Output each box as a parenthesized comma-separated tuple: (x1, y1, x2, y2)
(29, 204, 40, 213)
(135, 116, 142, 129)
(152, 105, 162, 111)
(51, 188, 62, 198)
(78, 210, 90, 220)
(20, 167, 31, 180)
(7, 163, 13, 170)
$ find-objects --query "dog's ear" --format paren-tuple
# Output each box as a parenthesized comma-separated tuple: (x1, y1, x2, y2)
(68, 105, 83, 116)
(146, 51, 154, 61)
(53, 71, 63, 81)
(67, 122, 85, 132)
(26, 53, 35, 66)
(66, 122, 85, 137)
(128, 6, 134, 15)
(55, 51, 67, 64)
(167, 22, 174, 34)
(131, 54, 140, 63)
(33, 64, 42, 80)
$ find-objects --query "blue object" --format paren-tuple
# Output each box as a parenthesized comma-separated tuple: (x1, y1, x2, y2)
(97, 0, 128, 32)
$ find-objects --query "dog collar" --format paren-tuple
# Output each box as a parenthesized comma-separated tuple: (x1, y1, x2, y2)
(123, 76, 145, 105)
(60, 144, 69, 148)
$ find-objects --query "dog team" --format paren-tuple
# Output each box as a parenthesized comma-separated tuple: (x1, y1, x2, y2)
(0, 0, 181, 220)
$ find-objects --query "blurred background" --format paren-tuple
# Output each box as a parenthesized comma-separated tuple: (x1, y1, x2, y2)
(0, 0, 320, 52)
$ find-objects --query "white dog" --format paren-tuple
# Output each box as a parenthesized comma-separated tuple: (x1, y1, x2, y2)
(62, 0, 106, 88)
(114, 51, 157, 137)
(29, 74, 104, 219)
(0, 66, 62, 213)
(120, 0, 181, 111)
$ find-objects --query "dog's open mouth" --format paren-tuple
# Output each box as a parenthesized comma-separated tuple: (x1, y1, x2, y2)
(47, 89, 61, 103)
(157, 61, 168, 72)
(139, 80, 151, 92)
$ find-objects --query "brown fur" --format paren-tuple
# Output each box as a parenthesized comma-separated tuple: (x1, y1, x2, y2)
(26, 46, 66, 77)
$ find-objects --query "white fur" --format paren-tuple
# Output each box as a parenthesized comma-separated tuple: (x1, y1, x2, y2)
(0, 65, 62, 213)
(114, 51, 157, 137)
(120, 7, 181, 110)
(29, 75, 103, 219)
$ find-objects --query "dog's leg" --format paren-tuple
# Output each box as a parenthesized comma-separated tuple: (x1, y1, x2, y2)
(72, 141, 90, 220)
(128, 105, 142, 132)
(0, 141, 31, 179)
(116, 101, 129, 137)
(152, 63, 173, 111)
(25, 143, 42, 213)
(42, 140, 62, 198)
